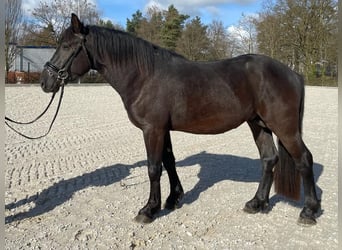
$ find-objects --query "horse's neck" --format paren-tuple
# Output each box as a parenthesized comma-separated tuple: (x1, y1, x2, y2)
(89, 43, 144, 106)
(88, 43, 138, 95)
(101, 65, 141, 104)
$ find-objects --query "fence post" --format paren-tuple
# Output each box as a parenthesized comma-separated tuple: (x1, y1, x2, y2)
(20, 47, 23, 71)
(28, 62, 30, 83)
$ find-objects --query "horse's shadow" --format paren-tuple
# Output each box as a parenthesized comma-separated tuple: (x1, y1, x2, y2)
(174, 151, 323, 214)
(5, 160, 146, 224)
(5, 151, 323, 224)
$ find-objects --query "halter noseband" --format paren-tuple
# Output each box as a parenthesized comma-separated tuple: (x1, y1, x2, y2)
(44, 34, 91, 85)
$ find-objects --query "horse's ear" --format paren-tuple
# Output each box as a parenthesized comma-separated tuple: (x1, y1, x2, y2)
(71, 13, 84, 34)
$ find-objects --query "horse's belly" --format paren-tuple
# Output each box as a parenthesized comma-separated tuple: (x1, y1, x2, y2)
(171, 114, 245, 134)
(168, 84, 253, 134)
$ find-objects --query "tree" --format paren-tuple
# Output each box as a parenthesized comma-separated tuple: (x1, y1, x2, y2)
(5, 0, 22, 74)
(177, 16, 209, 61)
(237, 14, 258, 54)
(256, 0, 338, 81)
(20, 22, 56, 46)
(126, 10, 143, 35)
(160, 5, 189, 50)
(207, 20, 231, 60)
(255, 12, 281, 58)
(136, 6, 164, 45)
(228, 13, 258, 56)
(127, 5, 189, 51)
(23, 0, 100, 45)
(98, 19, 123, 30)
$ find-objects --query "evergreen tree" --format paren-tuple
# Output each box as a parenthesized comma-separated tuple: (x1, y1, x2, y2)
(126, 10, 143, 35)
(160, 5, 189, 50)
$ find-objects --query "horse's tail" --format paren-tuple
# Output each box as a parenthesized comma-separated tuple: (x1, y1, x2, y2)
(273, 74, 304, 201)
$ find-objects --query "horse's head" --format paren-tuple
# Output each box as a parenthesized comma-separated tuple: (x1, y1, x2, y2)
(41, 13, 91, 93)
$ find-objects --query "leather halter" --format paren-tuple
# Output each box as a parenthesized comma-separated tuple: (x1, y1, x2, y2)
(44, 34, 91, 85)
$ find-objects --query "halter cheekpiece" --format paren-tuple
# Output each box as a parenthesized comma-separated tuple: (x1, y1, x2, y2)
(44, 34, 91, 85)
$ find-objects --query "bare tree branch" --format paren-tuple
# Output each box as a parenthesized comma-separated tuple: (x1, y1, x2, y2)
(5, 0, 22, 73)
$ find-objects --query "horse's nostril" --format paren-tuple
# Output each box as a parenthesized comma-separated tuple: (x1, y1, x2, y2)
(41, 81, 48, 92)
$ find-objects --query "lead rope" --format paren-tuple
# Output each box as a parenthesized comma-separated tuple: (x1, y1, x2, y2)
(5, 84, 65, 140)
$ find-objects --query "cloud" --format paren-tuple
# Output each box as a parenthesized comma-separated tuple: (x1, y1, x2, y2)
(21, 0, 98, 17)
(22, 0, 39, 16)
(228, 25, 248, 38)
(144, 0, 257, 12)
(143, 0, 258, 23)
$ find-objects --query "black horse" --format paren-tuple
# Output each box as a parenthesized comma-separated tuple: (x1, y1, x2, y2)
(40, 14, 320, 225)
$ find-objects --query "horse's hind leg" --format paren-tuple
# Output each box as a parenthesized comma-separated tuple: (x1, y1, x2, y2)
(277, 136, 320, 225)
(244, 120, 278, 213)
(162, 131, 184, 209)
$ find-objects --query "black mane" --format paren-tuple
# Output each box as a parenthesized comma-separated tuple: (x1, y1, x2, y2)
(87, 25, 185, 74)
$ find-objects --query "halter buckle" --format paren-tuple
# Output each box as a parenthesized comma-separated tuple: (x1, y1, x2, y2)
(57, 69, 69, 80)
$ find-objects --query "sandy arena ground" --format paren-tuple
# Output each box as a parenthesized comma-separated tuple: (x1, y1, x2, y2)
(5, 85, 338, 249)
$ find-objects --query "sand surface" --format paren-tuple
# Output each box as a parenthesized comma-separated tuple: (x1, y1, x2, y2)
(5, 85, 338, 249)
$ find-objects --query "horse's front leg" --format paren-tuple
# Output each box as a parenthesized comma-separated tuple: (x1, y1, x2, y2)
(135, 128, 165, 224)
(163, 131, 184, 209)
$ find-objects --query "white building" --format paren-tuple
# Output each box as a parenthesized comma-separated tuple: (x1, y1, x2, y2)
(10, 45, 55, 72)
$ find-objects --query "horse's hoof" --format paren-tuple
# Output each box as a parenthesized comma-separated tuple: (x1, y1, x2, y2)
(164, 200, 182, 210)
(164, 192, 184, 210)
(243, 200, 263, 214)
(164, 201, 176, 210)
(243, 205, 260, 214)
(297, 216, 317, 226)
(134, 214, 154, 224)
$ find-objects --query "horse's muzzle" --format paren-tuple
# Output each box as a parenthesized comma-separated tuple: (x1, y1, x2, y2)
(40, 69, 61, 93)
